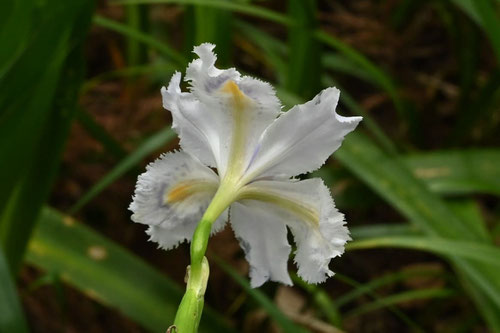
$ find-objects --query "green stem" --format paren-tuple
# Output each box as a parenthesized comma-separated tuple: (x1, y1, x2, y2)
(172, 183, 237, 332)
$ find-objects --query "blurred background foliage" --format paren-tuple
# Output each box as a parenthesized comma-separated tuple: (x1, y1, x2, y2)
(1, 0, 500, 332)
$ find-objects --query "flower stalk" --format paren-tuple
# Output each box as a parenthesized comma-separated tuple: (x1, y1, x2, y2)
(173, 185, 237, 332)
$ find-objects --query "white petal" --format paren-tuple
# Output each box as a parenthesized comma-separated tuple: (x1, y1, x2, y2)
(147, 209, 228, 251)
(230, 201, 292, 287)
(243, 88, 362, 180)
(129, 151, 223, 250)
(185, 43, 240, 97)
(161, 43, 281, 177)
(237, 178, 350, 284)
(161, 72, 219, 168)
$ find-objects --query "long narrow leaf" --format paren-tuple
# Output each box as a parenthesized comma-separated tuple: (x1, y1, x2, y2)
(347, 236, 500, 268)
(112, 0, 411, 127)
(27, 207, 234, 333)
(93, 15, 185, 66)
(403, 149, 500, 196)
(335, 132, 500, 321)
(213, 256, 308, 333)
(69, 127, 176, 214)
(0, 0, 95, 271)
(0, 248, 29, 332)
(345, 288, 456, 318)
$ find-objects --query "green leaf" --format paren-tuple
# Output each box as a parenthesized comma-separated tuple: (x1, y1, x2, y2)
(333, 273, 423, 331)
(347, 236, 500, 268)
(448, 199, 490, 241)
(82, 62, 178, 94)
(345, 288, 456, 318)
(125, 4, 149, 66)
(69, 127, 177, 214)
(448, 0, 483, 26)
(350, 224, 420, 240)
(335, 132, 500, 323)
(27, 207, 233, 333)
(337, 133, 472, 238)
(112, 0, 412, 123)
(471, 0, 500, 63)
(213, 256, 308, 333)
(403, 149, 500, 196)
(75, 108, 127, 159)
(112, 0, 291, 25)
(315, 31, 414, 131)
(291, 274, 342, 327)
(184, 1, 233, 65)
(93, 15, 185, 66)
(450, 0, 500, 63)
(335, 267, 445, 308)
(0, 0, 33, 78)
(0, 0, 95, 271)
(0, 247, 29, 333)
(234, 20, 288, 84)
(286, 0, 321, 99)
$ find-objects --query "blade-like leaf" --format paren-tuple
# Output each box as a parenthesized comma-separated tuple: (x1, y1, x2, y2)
(111, 0, 412, 127)
(213, 256, 308, 333)
(27, 207, 234, 333)
(335, 132, 500, 320)
(0, 247, 29, 333)
(69, 127, 176, 214)
(347, 236, 500, 268)
(286, 0, 321, 99)
(335, 267, 445, 308)
(0, 0, 95, 271)
(403, 149, 500, 196)
(345, 288, 456, 318)
(93, 15, 185, 66)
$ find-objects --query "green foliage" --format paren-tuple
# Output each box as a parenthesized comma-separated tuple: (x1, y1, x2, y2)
(1, 0, 499, 331)
(69, 127, 177, 214)
(0, 0, 95, 272)
(28, 208, 233, 332)
(214, 257, 309, 333)
(0, 248, 29, 332)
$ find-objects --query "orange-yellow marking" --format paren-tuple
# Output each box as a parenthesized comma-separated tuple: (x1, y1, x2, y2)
(165, 181, 216, 204)
(221, 80, 248, 110)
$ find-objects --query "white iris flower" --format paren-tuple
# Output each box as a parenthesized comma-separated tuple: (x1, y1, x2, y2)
(130, 43, 362, 287)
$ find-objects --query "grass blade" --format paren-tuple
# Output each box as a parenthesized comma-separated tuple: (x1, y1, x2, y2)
(0, 247, 29, 332)
(69, 127, 176, 214)
(337, 133, 479, 238)
(335, 132, 500, 325)
(472, 0, 500, 63)
(402, 149, 500, 196)
(184, 1, 233, 65)
(213, 256, 308, 333)
(27, 207, 234, 332)
(345, 288, 455, 318)
(333, 273, 424, 331)
(112, 0, 412, 128)
(350, 224, 420, 240)
(347, 236, 500, 268)
(112, 0, 291, 25)
(335, 267, 445, 308)
(286, 0, 321, 99)
(291, 274, 342, 327)
(0, 0, 95, 271)
(93, 15, 185, 66)
(0, 0, 33, 79)
(75, 108, 127, 159)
